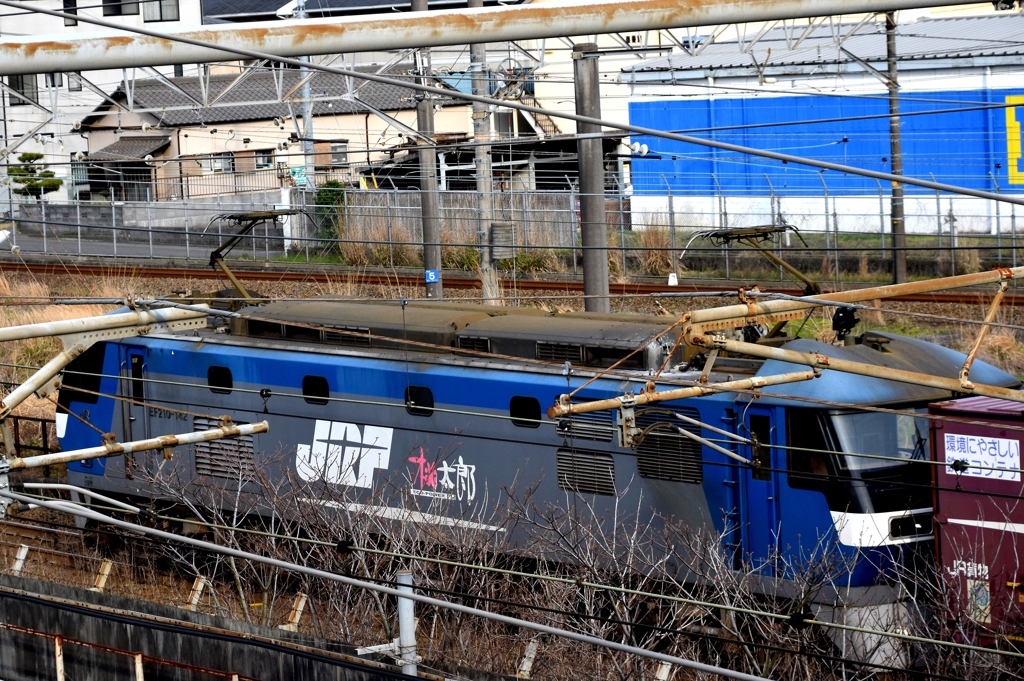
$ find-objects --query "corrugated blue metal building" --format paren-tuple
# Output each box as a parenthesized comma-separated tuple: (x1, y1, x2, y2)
(629, 88, 1024, 196)
(623, 14, 1024, 199)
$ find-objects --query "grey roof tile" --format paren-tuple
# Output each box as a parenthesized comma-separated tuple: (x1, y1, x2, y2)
(90, 136, 171, 161)
(108, 68, 456, 127)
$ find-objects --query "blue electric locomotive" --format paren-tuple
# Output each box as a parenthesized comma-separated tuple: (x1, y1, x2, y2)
(54, 297, 1019, 651)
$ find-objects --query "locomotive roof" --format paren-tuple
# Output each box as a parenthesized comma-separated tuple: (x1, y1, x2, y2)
(453, 313, 677, 345)
(245, 299, 500, 334)
(753, 332, 1021, 407)
(238, 299, 679, 345)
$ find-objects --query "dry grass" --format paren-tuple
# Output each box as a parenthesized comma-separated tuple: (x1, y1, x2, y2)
(341, 223, 417, 268)
(635, 228, 673, 277)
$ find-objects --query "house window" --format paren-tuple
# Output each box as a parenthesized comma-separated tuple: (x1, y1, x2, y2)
(330, 142, 348, 167)
(70, 154, 88, 186)
(200, 153, 234, 174)
(8, 75, 37, 106)
(45, 73, 63, 88)
(63, 0, 77, 25)
(213, 153, 234, 173)
(254, 149, 275, 169)
(103, 0, 139, 15)
(143, 0, 179, 22)
(173, 64, 184, 78)
(68, 72, 82, 92)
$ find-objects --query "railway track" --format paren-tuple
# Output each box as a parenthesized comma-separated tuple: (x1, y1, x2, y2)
(3, 258, 1023, 307)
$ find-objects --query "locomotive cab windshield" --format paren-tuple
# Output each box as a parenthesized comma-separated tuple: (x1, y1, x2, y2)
(788, 406, 932, 528)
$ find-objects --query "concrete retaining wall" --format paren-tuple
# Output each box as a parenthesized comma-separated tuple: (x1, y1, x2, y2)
(0, 574, 404, 681)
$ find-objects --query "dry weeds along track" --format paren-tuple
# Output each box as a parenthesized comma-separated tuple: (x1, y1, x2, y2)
(4, 260, 1023, 307)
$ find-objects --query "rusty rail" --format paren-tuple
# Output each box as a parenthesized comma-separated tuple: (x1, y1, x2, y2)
(0, 622, 252, 680)
(3, 262, 1024, 307)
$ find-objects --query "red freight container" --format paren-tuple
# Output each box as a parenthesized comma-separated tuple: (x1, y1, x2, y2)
(930, 396, 1024, 643)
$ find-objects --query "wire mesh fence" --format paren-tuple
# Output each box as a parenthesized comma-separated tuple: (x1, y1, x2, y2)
(4, 179, 1023, 286)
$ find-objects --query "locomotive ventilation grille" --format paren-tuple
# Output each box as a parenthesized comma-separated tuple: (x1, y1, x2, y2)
(458, 336, 491, 354)
(536, 342, 584, 364)
(557, 402, 615, 442)
(193, 417, 256, 480)
(556, 449, 615, 496)
(323, 326, 372, 347)
(246, 319, 371, 347)
(634, 407, 703, 484)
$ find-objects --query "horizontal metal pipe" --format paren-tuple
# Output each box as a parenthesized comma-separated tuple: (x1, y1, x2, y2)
(674, 426, 750, 464)
(8, 421, 268, 470)
(20, 482, 140, 513)
(6, 2, 1023, 209)
(0, 307, 208, 342)
(547, 370, 818, 418)
(701, 337, 1024, 403)
(0, 342, 85, 419)
(686, 266, 1024, 330)
(0, 0, 973, 76)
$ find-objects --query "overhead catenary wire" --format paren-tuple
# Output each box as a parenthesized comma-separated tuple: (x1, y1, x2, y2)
(5, 1, 1024, 210)
(0, 490, 775, 681)
(11, 475, 1020, 663)
(0, 511, 974, 681)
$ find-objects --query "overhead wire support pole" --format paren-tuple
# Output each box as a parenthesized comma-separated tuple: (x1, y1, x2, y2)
(413, 0, 443, 300)
(574, 42, 610, 313)
(8, 1, 1024, 211)
(886, 11, 907, 284)
(469, 0, 499, 304)
(297, 0, 316, 195)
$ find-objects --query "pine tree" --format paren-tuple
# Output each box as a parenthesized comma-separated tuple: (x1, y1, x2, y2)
(9, 153, 63, 201)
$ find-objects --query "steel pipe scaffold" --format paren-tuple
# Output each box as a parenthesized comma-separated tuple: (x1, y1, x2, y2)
(4, 420, 269, 471)
(0, 307, 208, 343)
(0, 0, 993, 76)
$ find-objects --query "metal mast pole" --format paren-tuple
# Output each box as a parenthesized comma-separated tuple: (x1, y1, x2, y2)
(413, 0, 443, 299)
(886, 11, 907, 284)
(469, 0, 499, 304)
(297, 0, 315, 192)
(573, 42, 609, 313)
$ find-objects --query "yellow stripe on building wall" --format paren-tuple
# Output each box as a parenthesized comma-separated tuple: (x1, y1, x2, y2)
(1009, 96, 1024, 185)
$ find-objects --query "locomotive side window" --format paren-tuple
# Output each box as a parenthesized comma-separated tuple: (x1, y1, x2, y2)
(129, 353, 145, 401)
(405, 386, 434, 416)
(208, 366, 233, 394)
(787, 410, 831, 490)
(57, 342, 106, 407)
(303, 375, 329, 405)
(510, 396, 541, 428)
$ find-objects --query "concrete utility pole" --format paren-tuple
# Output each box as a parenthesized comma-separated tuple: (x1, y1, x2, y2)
(469, 0, 499, 304)
(573, 42, 609, 313)
(412, 0, 443, 299)
(297, 0, 315, 193)
(886, 11, 907, 284)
